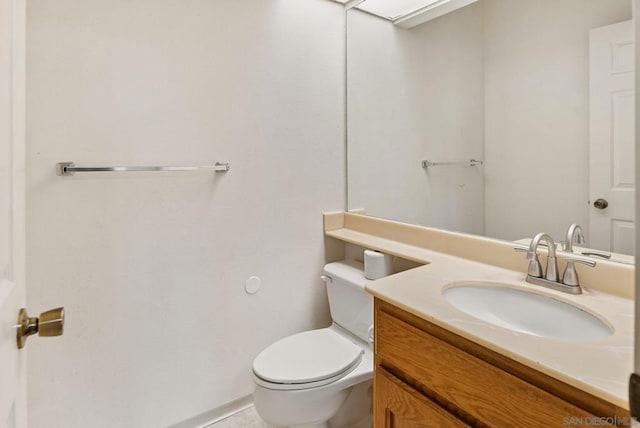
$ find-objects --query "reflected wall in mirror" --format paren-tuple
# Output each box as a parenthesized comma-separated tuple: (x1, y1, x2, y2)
(347, 0, 635, 262)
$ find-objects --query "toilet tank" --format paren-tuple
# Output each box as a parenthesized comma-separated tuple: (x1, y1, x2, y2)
(323, 260, 373, 343)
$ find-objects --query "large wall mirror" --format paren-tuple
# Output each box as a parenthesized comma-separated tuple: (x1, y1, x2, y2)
(347, 0, 635, 264)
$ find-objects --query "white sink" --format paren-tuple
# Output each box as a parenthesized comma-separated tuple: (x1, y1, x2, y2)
(442, 284, 613, 341)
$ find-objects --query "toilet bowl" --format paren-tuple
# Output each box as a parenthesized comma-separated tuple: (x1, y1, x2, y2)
(252, 260, 375, 428)
(253, 325, 373, 427)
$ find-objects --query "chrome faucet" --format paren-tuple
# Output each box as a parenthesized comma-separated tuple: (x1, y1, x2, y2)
(563, 223, 612, 259)
(514, 232, 594, 295)
(563, 223, 585, 253)
(527, 233, 559, 282)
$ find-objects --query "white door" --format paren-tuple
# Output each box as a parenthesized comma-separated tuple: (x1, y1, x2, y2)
(589, 20, 636, 255)
(0, 0, 26, 426)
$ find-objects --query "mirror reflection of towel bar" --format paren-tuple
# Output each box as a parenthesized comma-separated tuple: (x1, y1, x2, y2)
(421, 159, 483, 168)
(56, 162, 230, 176)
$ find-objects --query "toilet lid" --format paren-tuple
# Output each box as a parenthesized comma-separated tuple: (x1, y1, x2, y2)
(253, 328, 363, 386)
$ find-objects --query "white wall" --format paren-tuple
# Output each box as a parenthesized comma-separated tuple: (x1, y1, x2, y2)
(483, 0, 631, 241)
(25, 0, 345, 426)
(347, 3, 486, 234)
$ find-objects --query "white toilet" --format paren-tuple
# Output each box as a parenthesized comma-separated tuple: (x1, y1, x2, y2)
(252, 260, 374, 428)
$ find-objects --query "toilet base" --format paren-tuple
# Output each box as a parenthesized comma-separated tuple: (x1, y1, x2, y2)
(326, 380, 372, 428)
(254, 385, 349, 427)
(255, 379, 373, 428)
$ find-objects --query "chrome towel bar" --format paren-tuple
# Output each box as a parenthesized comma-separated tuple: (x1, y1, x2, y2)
(56, 162, 230, 176)
(421, 159, 483, 168)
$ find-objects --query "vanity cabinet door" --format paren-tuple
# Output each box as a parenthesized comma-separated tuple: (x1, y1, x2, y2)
(375, 303, 602, 427)
(374, 368, 467, 428)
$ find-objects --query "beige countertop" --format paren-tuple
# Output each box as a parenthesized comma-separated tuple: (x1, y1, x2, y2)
(325, 212, 635, 409)
(365, 256, 633, 409)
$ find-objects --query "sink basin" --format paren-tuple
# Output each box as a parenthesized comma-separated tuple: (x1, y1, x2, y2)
(442, 284, 613, 341)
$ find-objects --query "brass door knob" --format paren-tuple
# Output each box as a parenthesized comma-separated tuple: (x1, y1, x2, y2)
(593, 198, 609, 209)
(17, 307, 64, 349)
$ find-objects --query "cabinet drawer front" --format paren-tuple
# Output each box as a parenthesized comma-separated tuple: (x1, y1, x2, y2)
(375, 367, 467, 428)
(376, 310, 596, 427)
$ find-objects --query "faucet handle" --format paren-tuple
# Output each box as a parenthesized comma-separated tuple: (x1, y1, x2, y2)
(581, 250, 611, 259)
(514, 245, 543, 278)
(562, 258, 596, 287)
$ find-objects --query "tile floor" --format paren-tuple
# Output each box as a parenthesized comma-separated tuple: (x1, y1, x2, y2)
(206, 406, 274, 428)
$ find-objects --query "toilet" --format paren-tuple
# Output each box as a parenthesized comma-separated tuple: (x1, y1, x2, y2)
(252, 260, 374, 428)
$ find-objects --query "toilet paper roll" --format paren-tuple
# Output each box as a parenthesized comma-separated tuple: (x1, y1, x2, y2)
(364, 249, 393, 280)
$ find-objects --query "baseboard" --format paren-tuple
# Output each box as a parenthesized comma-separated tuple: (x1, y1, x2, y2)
(166, 394, 254, 428)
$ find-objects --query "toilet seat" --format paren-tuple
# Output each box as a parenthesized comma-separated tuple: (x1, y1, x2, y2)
(253, 328, 364, 391)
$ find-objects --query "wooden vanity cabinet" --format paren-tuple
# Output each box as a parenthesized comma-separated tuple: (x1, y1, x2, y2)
(374, 367, 467, 427)
(373, 298, 632, 427)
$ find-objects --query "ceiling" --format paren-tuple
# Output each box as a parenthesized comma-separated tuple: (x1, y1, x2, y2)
(333, 0, 479, 28)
